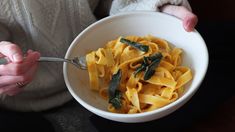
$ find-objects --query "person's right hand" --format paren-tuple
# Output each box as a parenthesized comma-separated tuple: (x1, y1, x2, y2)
(0, 41, 40, 96)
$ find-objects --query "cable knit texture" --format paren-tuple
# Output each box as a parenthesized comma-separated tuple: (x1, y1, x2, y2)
(110, 0, 191, 15)
(0, 0, 190, 111)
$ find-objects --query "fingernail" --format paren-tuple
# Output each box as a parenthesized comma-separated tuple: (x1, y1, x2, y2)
(13, 53, 23, 62)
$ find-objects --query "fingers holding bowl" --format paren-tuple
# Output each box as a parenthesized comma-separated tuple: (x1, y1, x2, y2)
(160, 5, 198, 32)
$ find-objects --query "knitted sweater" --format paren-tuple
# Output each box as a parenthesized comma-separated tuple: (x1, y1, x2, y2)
(0, 0, 191, 111)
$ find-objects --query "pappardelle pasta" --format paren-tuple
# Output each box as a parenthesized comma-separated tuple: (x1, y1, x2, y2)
(86, 35, 192, 114)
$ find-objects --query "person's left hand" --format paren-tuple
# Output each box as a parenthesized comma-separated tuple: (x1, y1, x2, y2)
(160, 5, 198, 32)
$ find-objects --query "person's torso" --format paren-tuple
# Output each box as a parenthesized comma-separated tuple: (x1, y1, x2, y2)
(0, 0, 98, 111)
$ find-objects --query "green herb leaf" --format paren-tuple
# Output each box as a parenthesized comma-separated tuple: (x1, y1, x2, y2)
(133, 53, 163, 79)
(109, 91, 122, 109)
(148, 53, 163, 61)
(144, 53, 163, 80)
(134, 57, 149, 77)
(134, 64, 146, 77)
(108, 69, 122, 109)
(143, 56, 149, 64)
(120, 38, 149, 52)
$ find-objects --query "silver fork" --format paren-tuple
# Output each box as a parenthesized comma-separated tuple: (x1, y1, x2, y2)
(0, 56, 87, 69)
(38, 56, 87, 70)
(0, 56, 87, 100)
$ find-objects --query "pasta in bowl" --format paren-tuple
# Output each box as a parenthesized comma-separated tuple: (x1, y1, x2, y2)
(86, 35, 192, 114)
(63, 11, 208, 123)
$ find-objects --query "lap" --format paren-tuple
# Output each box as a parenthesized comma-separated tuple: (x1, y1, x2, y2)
(42, 99, 97, 132)
(0, 100, 96, 132)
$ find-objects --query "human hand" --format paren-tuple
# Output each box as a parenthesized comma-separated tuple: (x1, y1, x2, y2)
(160, 5, 198, 32)
(0, 41, 40, 96)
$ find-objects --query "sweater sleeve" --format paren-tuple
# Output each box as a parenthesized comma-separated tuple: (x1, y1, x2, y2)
(110, 0, 192, 15)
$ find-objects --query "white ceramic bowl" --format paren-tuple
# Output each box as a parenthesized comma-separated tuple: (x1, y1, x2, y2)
(63, 11, 209, 123)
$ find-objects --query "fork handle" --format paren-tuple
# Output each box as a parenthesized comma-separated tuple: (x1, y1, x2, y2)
(0, 57, 69, 65)
(39, 57, 69, 63)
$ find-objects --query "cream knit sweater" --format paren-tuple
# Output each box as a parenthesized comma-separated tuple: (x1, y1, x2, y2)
(0, 0, 191, 111)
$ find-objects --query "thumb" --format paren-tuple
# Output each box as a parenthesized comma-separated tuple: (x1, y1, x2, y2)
(160, 5, 198, 32)
(0, 41, 23, 63)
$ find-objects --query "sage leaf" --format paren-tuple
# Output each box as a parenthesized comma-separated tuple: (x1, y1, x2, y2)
(120, 38, 149, 52)
(108, 69, 122, 109)
(134, 57, 149, 77)
(109, 91, 122, 109)
(143, 53, 163, 80)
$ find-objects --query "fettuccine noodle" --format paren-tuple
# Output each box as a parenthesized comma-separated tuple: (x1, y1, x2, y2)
(86, 35, 192, 114)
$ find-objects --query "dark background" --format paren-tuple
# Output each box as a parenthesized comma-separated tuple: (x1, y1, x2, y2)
(190, 0, 235, 21)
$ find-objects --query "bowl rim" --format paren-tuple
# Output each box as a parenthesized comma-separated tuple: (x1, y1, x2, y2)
(63, 11, 209, 119)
